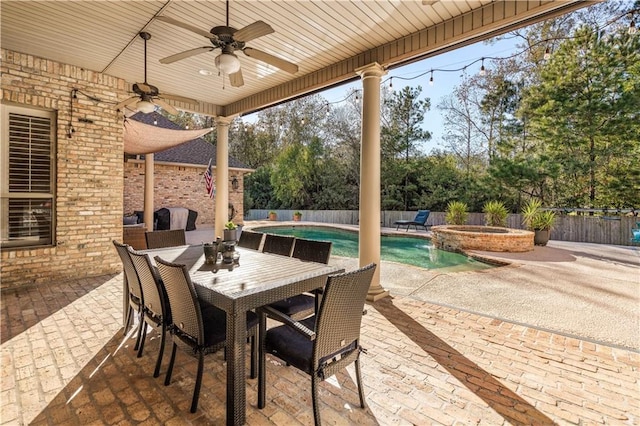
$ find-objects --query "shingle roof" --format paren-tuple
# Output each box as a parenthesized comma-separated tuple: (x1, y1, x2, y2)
(130, 112, 249, 169)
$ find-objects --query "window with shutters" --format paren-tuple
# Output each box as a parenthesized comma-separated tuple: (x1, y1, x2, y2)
(1, 104, 56, 249)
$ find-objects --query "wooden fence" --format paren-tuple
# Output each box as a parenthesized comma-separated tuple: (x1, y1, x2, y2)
(246, 209, 640, 246)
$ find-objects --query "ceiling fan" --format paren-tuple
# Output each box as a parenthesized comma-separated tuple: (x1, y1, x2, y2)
(156, 0, 298, 87)
(115, 32, 197, 115)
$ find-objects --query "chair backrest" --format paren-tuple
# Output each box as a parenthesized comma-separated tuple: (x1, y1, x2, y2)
(113, 240, 143, 304)
(154, 257, 204, 347)
(414, 210, 430, 225)
(145, 229, 186, 249)
(129, 248, 169, 323)
(292, 238, 332, 264)
(262, 234, 295, 256)
(313, 263, 376, 367)
(237, 230, 264, 250)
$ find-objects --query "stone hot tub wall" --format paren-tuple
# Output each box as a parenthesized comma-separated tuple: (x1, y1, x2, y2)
(431, 225, 534, 253)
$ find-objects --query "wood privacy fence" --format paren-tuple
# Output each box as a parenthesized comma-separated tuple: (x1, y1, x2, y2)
(246, 210, 640, 246)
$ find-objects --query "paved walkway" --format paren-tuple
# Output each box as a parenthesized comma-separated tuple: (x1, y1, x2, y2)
(1, 232, 639, 425)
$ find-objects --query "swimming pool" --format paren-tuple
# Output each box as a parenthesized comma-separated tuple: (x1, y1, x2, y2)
(253, 225, 494, 272)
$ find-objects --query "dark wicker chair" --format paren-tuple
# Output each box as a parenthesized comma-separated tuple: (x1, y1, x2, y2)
(154, 256, 259, 413)
(237, 230, 264, 250)
(268, 238, 333, 319)
(262, 233, 295, 257)
(145, 229, 186, 249)
(258, 263, 376, 426)
(129, 248, 171, 378)
(112, 240, 145, 350)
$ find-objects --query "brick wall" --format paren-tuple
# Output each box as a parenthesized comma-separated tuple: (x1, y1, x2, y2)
(1, 49, 128, 289)
(123, 160, 245, 227)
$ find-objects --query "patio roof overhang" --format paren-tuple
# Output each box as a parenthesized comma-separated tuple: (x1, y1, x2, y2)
(1, 0, 598, 298)
(1, 1, 597, 118)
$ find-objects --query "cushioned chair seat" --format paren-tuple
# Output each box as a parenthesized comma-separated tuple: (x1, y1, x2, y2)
(265, 317, 316, 373)
(200, 302, 259, 348)
(268, 295, 316, 318)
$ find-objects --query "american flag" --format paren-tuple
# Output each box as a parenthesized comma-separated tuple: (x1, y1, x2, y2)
(204, 161, 215, 199)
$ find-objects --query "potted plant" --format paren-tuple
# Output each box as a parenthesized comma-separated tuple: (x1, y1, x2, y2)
(293, 211, 302, 221)
(268, 211, 277, 221)
(483, 201, 508, 227)
(521, 199, 556, 246)
(223, 221, 238, 241)
(445, 201, 468, 225)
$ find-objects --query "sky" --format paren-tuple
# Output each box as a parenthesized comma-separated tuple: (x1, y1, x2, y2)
(244, 35, 520, 154)
(320, 36, 520, 153)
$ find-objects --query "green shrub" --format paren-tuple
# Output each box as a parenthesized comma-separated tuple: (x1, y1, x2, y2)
(445, 201, 468, 225)
(521, 199, 556, 230)
(483, 200, 508, 227)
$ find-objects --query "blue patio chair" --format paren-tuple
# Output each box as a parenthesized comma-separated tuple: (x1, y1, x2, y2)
(631, 229, 640, 244)
(394, 210, 430, 231)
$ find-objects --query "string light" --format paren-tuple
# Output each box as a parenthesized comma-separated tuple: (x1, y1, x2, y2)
(379, 7, 637, 89)
(389, 77, 393, 88)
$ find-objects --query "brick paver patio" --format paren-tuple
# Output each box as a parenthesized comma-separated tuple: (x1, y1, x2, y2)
(1, 272, 638, 425)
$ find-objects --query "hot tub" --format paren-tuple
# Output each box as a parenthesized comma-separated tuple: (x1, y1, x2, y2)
(431, 225, 534, 253)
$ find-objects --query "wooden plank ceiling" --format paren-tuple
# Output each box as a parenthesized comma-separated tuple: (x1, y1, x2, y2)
(1, 1, 594, 117)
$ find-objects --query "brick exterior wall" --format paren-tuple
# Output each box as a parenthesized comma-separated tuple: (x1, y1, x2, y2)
(123, 160, 245, 227)
(1, 49, 128, 289)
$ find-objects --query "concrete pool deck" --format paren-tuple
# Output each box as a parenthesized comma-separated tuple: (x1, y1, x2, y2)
(199, 222, 640, 350)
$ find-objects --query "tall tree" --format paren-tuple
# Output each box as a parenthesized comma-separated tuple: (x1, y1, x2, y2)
(521, 21, 640, 208)
(381, 86, 432, 210)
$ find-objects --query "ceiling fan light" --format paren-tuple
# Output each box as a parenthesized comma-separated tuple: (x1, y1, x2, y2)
(136, 100, 156, 113)
(215, 53, 241, 74)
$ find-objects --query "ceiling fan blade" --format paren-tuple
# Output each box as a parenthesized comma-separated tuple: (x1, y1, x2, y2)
(136, 82, 153, 93)
(160, 93, 199, 104)
(153, 98, 179, 115)
(156, 16, 219, 41)
(242, 47, 298, 74)
(229, 70, 244, 87)
(115, 96, 140, 111)
(160, 47, 213, 64)
(233, 21, 274, 43)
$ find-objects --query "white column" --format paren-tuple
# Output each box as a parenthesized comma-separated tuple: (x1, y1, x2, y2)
(214, 116, 233, 239)
(143, 153, 154, 231)
(356, 62, 389, 301)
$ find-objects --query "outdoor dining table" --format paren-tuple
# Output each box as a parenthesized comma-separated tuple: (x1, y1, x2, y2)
(145, 244, 344, 426)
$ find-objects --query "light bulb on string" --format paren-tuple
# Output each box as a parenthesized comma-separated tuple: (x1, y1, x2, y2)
(429, 70, 434, 86)
(479, 58, 486, 76)
(389, 77, 393, 88)
(630, 19, 637, 35)
(544, 47, 551, 60)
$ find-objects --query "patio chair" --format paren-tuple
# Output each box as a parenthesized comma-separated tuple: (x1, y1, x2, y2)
(258, 263, 376, 426)
(145, 229, 186, 249)
(632, 229, 640, 244)
(237, 230, 264, 250)
(128, 248, 171, 378)
(262, 234, 295, 256)
(393, 210, 430, 231)
(268, 239, 333, 319)
(154, 256, 259, 413)
(112, 241, 145, 351)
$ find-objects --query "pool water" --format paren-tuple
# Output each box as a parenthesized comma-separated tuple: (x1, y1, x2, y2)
(254, 226, 494, 272)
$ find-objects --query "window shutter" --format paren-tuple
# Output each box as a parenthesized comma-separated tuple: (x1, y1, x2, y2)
(2, 107, 55, 248)
(8, 113, 52, 193)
